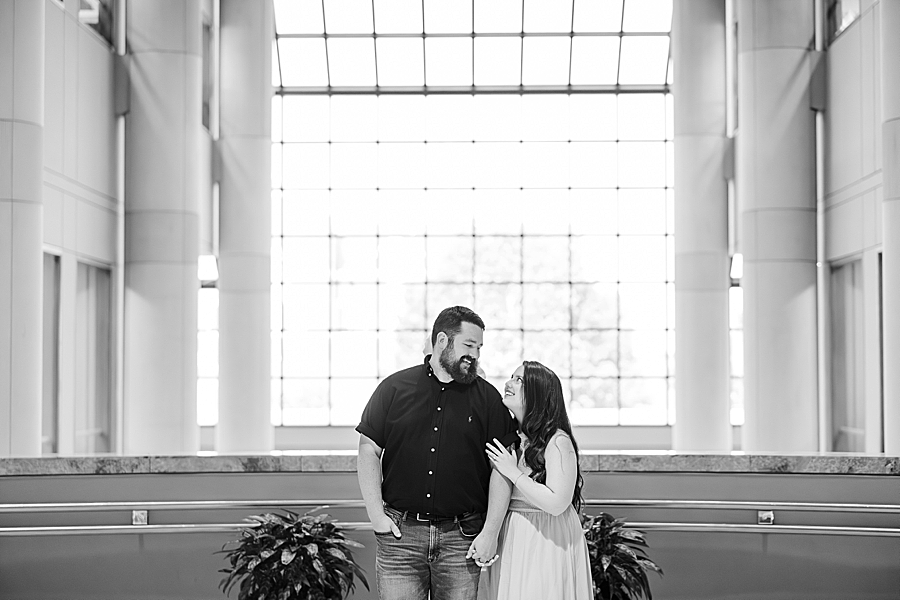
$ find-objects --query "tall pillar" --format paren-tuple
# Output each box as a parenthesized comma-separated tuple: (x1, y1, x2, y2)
(737, 0, 818, 451)
(216, 0, 274, 452)
(0, 0, 44, 457)
(672, 0, 731, 451)
(123, 0, 202, 454)
(881, 0, 900, 454)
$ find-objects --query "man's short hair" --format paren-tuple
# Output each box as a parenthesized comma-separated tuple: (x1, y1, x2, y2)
(431, 306, 485, 346)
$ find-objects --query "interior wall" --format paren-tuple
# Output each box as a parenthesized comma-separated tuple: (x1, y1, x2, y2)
(823, 0, 885, 453)
(42, 0, 118, 454)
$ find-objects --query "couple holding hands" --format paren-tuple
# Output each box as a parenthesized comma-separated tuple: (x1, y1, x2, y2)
(357, 306, 592, 600)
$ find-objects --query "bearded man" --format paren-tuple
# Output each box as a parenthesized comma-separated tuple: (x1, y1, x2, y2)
(357, 305, 518, 600)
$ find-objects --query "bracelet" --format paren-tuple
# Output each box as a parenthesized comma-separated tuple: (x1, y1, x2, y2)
(513, 472, 524, 487)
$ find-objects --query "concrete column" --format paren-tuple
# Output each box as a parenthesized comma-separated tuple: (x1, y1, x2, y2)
(737, 0, 818, 451)
(881, 0, 900, 454)
(0, 0, 44, 457)
(672, 0, 731, 451)
(216, 0, 274, 452)
(123, 0, 202, 454)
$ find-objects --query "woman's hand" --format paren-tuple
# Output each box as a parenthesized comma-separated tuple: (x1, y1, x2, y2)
(485, 438, 521, 483)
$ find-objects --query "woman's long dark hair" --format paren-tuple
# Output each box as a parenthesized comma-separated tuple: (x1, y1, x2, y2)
(519, 360, 584, 512)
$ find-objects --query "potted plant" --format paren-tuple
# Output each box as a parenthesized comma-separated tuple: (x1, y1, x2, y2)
(219, 509, 369, 600)
(582, 512, 663, 600)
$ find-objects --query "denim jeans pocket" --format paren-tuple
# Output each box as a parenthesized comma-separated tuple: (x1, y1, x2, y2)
(456, 512, 484, 538)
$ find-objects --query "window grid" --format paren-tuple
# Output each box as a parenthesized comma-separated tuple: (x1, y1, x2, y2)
(272, 93, 674, 427)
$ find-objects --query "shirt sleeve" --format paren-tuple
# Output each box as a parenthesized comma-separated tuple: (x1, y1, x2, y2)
(356, 378, 392, 448)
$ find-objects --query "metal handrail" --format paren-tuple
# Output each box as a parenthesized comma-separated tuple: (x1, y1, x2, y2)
(1, 521, 898, 538)
(2, 498, 898, 514)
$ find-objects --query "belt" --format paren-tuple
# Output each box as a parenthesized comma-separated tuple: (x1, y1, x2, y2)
(384, 504, 477, 524)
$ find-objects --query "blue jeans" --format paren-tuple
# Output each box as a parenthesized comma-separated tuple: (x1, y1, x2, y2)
(375, 506, 481, 600)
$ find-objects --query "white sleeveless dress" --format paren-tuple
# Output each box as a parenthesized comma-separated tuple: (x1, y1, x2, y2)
(477, 434, 593, 600)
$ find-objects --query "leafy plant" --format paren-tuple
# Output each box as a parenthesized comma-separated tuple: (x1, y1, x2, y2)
(582, 512, 663, 600)
(219, 510, 369, 600)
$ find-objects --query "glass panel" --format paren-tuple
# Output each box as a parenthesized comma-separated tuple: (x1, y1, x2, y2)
(618, 36, 670, 84)
(619, 378, 667, 424)
(283, 190, 330, 235)
(426, 95, 474, 141)
(271, 378, 282, 426)
(284, 284, 331, 331)
(524, 0, 573, 33)
(271, 237, 282, 283)
(271, 143, 282, 188)
(274, 0, 324, 34)
(569, 95, 617, 141)
(523, 236, 569, 283)
(618, 94, 666, 140)
(424, 0, 472, 33)
(573, 0, 624, 32)
(323, 0, 374, 33)
(474, 37, 522, 86)
(570, 378, 618, 425)
(378, 95, 426, 141)
(619, 282, 666, 329)
(42, 254, 60, 454)
(521, 142, 569, 188)
(282, 237, 330, 283)
(522, 95, 569, 142)
(570, 36, 620, 85)
(619, 189, 666, 234)
(730, 330, 744, 378)
(283, 331, 330, 377)
(618, 141, 665, 187)
(332, 237, 378, 282)
(620, 330, 667, 376)
(273, 39, 281, 87)
(380, 236, 427, 282)
(618, 235, 666, 282)
(374, 0, 423, 33)
(272, 95, 282, 142)
(331, 284, 378, 330)
(283, 96, 330, 142)
(425, 37, 473, 86)
(331, 190, 379, 234)
(522, 37, 571, 86)
(74, 263, 112, 454)
(282, 143, 329, 189)
(272, 189, 283, 236)
(426, 142, 473, 188)
(523, 283, 570, 329)
(424, 190, 474, 234)
(377, 190, 428, 235)
(475, 284, 523, 330)
(197, 379, 218, 426)
(570, 141, 618, 188)
(332, 332, 378, 376)
(572, 330, 618, 376)
(376, 37, 425, 86)
(475, 0, 522, 33)
(278, 38, 329, 87)
(522, 190, 571, 235)
(379, 143, 426, 189)
(481, 329, 523, 378)
(427, 236, 474, 282)
(475, 236, 522, 283)
(331, 95, 379, 141)
(570, 190, 618, 235)
(472, 142, 521, 188)
(666, 93, 674, 140)
(426, 284, 475, 323)
(522, 330, 571, 377)
(473, 189, 523, 235)
(729, 286, 743, 329)
(571, 236, 617, 282)
(622, 0, 673, 32)
(327, 37, 377, 86)
(379, 284, 427, 329)
(282, 378, 330, 425)
(331, 143, 378, 188)
(197, 288, 219, 331)
(571, 283, 617, 328)
(272, 331, 283, 377)
(730, 378, 744, 426)
(331, 379, 379, 424)
(379, 330, 429, 374)
(473, 95, 521, 141)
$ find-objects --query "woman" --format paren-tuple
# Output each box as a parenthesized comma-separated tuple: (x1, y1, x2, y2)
(478, 361, 592, 600)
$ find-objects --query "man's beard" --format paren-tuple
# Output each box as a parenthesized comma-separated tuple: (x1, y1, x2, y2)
(439, 341, 478, 384)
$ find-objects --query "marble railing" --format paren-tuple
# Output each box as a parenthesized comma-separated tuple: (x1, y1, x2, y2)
(1, 451, 897, 477)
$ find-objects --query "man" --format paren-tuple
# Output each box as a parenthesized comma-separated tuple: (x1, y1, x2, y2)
(356, 306, 518, 600)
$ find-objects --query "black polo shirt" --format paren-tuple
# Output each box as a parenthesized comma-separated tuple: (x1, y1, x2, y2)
(356, 357, 517, 518)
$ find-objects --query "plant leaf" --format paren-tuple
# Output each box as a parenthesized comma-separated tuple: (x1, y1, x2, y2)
(281, 548, 296, 565)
